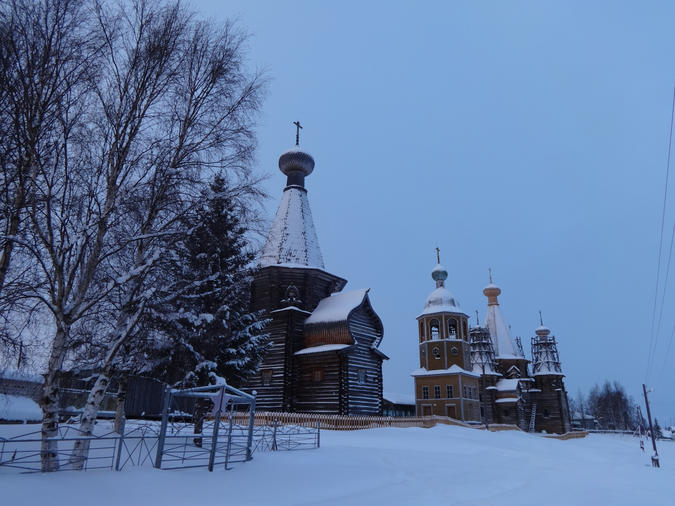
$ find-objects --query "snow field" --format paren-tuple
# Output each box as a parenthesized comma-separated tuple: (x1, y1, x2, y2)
(2, 424, 674, 506)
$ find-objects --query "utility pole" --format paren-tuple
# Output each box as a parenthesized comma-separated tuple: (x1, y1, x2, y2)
(642, 384, 660, 468)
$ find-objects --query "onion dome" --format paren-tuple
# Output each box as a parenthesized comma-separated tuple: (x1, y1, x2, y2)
(279, 146, 315, 187)
(431, 263, 448, 284)
(422, 260, 466, 316)
(483, 283, 501, 306)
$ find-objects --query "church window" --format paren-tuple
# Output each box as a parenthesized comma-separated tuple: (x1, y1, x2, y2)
(448, 318, 458, 338)
(430, 320, 440, 340)
(451, 346, 459, 356)
(446, 385, 453, 398)
(504, 409, 510, 417)
(357, 369, 366, 384)
(480, 406, 485, 418)
(432, 347, 441, 359)
(312, 367, 324, 382)
(543, 408, 550, 418)
(463, 320, 468, 340)
(422, 386, 429, 400)
(261, 370, 272, 386)
(463, 386, 468, 398)
(434, 385, 441, 399)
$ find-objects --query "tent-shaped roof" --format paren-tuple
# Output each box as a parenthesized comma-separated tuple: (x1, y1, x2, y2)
(259, 185, 324, 269)
(483, 283, 522, 359)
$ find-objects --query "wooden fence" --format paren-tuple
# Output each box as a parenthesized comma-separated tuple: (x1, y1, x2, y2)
(232, 411, 486, 431)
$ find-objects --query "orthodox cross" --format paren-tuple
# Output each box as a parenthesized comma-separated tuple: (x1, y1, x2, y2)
(488, 267, 493, 284)
(293, 120, 302, 146)
(539, 310, 544, 326)
(475, 310, 480, 327)
(436, 247, 440, 264)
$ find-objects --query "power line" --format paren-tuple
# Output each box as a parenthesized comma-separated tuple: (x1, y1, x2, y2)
(646, 86, 675, 383)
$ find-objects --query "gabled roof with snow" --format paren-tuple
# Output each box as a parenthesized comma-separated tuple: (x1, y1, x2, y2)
(483, 284, 522, 359)
(495, 378, 521, 392)
(259, 186, 324, 269)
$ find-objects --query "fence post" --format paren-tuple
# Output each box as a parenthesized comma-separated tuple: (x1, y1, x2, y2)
(208, 391, 224, 472)
(245, 391, 257, 461)
(114, 416, 126, 471)
(272, 419, 278, 451)
(224, 408, 234, 470)
(154, 386, 172, 469)
(317, 421, 320, 448)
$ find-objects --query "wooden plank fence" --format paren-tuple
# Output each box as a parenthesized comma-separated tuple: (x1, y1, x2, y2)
(231, 411, 481, 431)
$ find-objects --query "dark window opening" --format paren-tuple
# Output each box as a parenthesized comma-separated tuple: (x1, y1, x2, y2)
(312, 367, 324, 382)
(448, 318, 458, 338)
(430, 319, 440, 340)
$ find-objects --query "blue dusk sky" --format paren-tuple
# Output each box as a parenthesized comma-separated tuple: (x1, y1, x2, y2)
(198, 0, 675, 420)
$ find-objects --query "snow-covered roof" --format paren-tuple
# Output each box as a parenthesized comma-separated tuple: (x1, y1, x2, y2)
(495, 378, 521, 392)
(383, 392, 415, 405)
(270, 306, 311, 315)
(572, 411, 595, 420)
(0, 393, 41, 421)
(0, 369, 43, 382)
(421, 286, 468, 316)
(472, 363, 500, 376)
(259, 185, 324, 269)
(495, 397, 519, 404)
(305, 289, 369, 324)
(483, 286, 522, 359)
(294, 344, 352, 355)
(410, 365, 480, 378)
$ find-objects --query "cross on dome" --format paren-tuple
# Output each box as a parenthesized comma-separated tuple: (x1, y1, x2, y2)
(293, 120, 302, 146)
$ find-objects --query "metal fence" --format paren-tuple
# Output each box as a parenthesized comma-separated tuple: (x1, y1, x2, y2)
(1, 384, 320, 474)
(0, 421, 160, 473)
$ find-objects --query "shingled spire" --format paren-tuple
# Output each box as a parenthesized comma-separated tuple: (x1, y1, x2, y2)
(259, 130, 325, 269)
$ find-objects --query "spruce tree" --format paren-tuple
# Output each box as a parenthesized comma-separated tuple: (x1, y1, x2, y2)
(146, 175, 269, 388)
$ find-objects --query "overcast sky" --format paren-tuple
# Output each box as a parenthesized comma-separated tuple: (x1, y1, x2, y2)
(200, 0, 675, 421)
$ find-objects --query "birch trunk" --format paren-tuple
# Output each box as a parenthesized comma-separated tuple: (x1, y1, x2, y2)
(69, 367, 112, 470)
(69, 303, 144, 469)
(114, 373, 128, 434)
(40, 322, 69, 472)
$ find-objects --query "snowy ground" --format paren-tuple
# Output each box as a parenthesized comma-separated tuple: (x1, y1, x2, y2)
(3, 424, 674, 506)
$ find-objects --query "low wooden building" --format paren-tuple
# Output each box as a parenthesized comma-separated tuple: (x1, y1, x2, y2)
(243, 139, 387, 415)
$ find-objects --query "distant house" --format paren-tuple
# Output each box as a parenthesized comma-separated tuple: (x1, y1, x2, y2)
(382, 393, 415, 417)
(571, 411, 597, 430)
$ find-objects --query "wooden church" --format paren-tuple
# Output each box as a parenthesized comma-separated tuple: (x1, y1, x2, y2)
(412, 258, 571, 433)
(469, 273, 571, 433)
(244, 131, 387, 415)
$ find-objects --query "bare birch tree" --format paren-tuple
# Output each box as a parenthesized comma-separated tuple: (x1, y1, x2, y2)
(2, 0, 264, 471)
